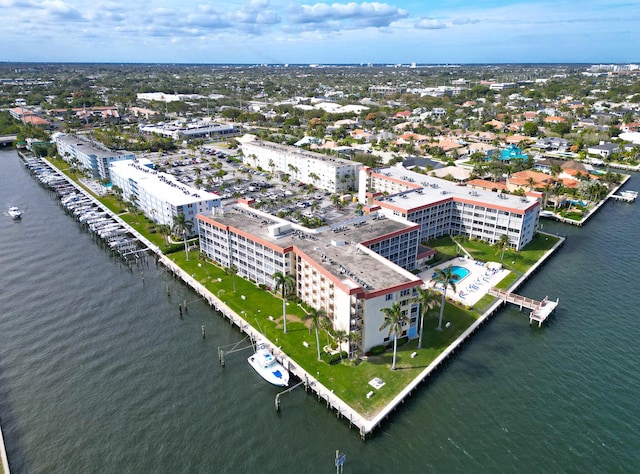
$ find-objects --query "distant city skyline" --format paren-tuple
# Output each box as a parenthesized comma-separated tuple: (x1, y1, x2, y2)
(1, 0, 639, 64)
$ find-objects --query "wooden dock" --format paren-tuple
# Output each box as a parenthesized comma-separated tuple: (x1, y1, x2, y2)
(488, 288, 559, 326)
(610, 190, 637, 202)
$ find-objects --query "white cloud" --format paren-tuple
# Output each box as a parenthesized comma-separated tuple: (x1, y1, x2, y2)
(0, 0, 639, 63)
(290, 2, 408, 28)
(415, 18, 447, 30)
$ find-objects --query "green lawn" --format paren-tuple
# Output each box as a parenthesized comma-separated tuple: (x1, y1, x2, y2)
(427, 233, 558, 276)
(45, 155, 560, 419)
(171, 251, 479, 417)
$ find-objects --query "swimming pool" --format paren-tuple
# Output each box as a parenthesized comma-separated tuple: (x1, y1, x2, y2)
(432, 265, 470, 283)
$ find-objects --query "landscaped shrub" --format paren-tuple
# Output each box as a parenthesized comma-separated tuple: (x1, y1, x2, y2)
(397, 336, 409, 346)
(320, 351, 347, 365)
(163, 243, 184, 254)
(369, 344, 386, 356)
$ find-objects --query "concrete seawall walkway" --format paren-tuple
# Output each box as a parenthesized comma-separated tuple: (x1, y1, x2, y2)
(0, 423, 10, 474)
(19, 153, 568, 439)
(158, 233, 564, 438)
(157, 255, 373, 436)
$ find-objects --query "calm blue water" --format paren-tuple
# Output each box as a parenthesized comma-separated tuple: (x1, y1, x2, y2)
(450, 265, 470, 283)
(1, 149, 640, 473)
(432, 265, 470, 283)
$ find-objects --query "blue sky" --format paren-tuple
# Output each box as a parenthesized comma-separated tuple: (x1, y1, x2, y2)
(0, 0, 639, 64)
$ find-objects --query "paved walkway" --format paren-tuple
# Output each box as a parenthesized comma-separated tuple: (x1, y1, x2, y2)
(157, 255, 374, 436)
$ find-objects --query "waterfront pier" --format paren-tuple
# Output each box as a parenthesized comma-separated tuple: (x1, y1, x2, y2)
(488, 288, 558, 326)
(158, 233, 566, 438)
(610, 190, 637, 202)
(15, 150, 569, 439)
(544, 174, 633, 227)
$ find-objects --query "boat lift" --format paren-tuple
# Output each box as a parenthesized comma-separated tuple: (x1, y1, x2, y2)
(217, 335, 254, 367)
(275, 380, 305, 412)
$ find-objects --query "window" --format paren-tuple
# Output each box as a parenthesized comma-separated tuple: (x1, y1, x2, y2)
(385, 294, 393, 301)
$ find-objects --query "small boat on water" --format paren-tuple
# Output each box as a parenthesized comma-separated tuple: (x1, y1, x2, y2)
(8, 206, 22, 219)
(248, 341, 289, 387)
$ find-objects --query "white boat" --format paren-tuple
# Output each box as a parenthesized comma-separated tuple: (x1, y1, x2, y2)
(8, 206, 22, 219)
(539, 210, 555, 218)
(248, 342, 289, 387)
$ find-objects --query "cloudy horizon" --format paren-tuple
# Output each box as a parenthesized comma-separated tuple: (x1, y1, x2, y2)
(0, 0, 639, 64)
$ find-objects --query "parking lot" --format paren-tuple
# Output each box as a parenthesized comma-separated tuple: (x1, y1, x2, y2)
(139, 144, 359, 228)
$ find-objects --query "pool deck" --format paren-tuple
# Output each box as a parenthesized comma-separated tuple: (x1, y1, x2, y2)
(420, 257, 511, 307)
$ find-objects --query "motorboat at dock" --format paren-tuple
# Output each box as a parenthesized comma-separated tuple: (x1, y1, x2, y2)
(247, 341, 290, 387)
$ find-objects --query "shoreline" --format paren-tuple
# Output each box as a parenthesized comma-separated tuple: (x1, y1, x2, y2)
(542, 173, 633, 226)
(157, 232, 566, 439)
(16, 151, 566, 439)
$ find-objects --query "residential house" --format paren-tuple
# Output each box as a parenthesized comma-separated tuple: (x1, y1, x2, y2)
(587, 142, 620, 158)
(506, 170, 556, 192)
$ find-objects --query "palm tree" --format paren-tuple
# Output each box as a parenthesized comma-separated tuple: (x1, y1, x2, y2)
(542, 182, 553, 208)
(347, 331, 362, 360)
(272, 271, 295, 333)
(379, 302, 408, 370)
(333, 329, 348, 360)
(319, 314, 334, 348)
(172, 213, 194, 260)
(304, 307, 326, 360)
(225, 265, 238, 292)
(495, 234, 511, 262)
(157, 224, 171, 243)
(433, 265, 458, 331)
(411, 287, 440, 349)
(171, 212, 193, 238)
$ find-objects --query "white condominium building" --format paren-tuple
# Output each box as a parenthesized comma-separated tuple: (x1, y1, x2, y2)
(197, 205, 423, 354)
(53, 133, 135, 181)
(241, 137, 359, 193)
(139, 121, 239, 140)
(110, 160, 220, 236)
(359, 166, 540, 251)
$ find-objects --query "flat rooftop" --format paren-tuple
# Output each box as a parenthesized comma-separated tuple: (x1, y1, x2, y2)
(56, 134, 132, 160)
(373, 166, 538, 213)
(111, 161, 220, 206)
(245, 139, 358, 169)
(204, 206, 418, 292)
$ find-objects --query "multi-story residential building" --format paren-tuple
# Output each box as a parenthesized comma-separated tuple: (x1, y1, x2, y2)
(197, 205, 422, 354)
(110, 160, 220, 235)
(138, 121, 239, 141)
(489, 82, 516, 91)
(358, 166, 540, 250)
(240, 138, 359, 193)
(368, 85, 407, 95)
(53, 133, 135, 181)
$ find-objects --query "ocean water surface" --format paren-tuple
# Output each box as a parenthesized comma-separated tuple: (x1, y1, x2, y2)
(1, 149, 639, 473)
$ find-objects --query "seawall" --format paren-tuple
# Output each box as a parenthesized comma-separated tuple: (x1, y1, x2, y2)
(0, 423, 10, 474)
(16, 151, 569, 439)
(158, 233, 565, 439)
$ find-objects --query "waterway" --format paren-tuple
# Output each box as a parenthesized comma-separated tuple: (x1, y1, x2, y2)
(1, 149, 639, 473)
